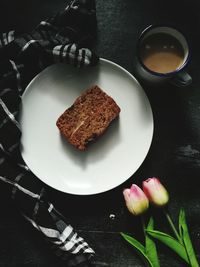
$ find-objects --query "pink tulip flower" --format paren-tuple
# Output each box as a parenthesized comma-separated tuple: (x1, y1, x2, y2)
(123, 184, 149, 216)
(143, 177, 169, 207)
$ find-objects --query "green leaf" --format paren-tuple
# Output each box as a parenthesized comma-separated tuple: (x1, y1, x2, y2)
(145, 217, 160, 267)
(120, 232, 154, 267)
(179, 208, 199, 267)
(146, 229, 189, 264)
(179, 208, 184, 241)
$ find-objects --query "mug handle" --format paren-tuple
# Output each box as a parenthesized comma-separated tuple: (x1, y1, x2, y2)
(170, 70, 192, 87)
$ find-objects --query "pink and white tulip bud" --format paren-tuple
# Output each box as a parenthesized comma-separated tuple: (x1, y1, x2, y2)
(143, 177, 169, 207)
(123, 184, 149, 216)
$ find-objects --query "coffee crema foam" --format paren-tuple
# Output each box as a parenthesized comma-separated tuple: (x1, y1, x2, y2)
(140, 33, 185, 74)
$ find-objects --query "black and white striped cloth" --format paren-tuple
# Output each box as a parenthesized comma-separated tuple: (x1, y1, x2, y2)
(0, 0, 98, 266)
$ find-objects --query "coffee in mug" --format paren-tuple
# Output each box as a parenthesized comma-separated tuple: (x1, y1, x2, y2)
(136, 25, 192, 86)
(140, 33, 185, 73)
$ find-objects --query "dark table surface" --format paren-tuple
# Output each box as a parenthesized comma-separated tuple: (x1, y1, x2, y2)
(0, 0, 200, 266)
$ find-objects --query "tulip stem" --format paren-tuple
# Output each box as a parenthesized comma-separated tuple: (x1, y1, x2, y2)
(141, 216, 146, 234)
(164, 210, 182, 244)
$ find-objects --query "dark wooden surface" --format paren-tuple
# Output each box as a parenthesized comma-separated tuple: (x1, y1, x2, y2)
(1, 0, 200, 266)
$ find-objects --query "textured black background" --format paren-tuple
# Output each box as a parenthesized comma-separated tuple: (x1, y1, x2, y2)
(0, 0, 200, 266)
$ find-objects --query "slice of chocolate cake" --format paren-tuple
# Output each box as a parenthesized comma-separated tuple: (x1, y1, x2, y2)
(56, 85, 121, 151)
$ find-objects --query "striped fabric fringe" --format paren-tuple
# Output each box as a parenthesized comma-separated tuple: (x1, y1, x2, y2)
(0, 0, 98, 266)
(0, 30, 15, 46)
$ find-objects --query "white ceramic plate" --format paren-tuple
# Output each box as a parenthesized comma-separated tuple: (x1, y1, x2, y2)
(19, 58, 153, 195)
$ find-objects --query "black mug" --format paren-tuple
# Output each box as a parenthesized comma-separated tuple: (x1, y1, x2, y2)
(136, 25, 192, 87)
